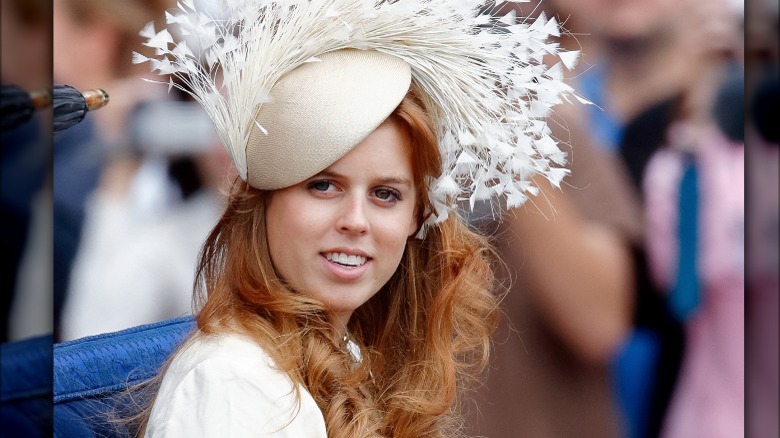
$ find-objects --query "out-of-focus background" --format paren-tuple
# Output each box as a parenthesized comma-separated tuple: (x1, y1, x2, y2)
(0, 0, 776, 437)
(462, 1, 765, 437)
(49, 0, 233, 343)
(3, 0, 234, 344)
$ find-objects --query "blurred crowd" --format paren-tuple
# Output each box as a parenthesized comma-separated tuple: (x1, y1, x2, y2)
(1, 0, 777, 436)
(2, 0, 232, 343)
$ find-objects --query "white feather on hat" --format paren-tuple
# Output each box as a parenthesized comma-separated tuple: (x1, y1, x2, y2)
(133, 0, 587, 234)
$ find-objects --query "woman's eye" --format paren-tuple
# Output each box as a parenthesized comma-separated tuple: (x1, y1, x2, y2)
(309, 180, 334, 192)
(374, 188, 401, 202)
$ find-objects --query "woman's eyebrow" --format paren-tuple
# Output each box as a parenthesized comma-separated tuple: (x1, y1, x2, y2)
(373, 176, 412, 188)
(311, 170, 340, 180)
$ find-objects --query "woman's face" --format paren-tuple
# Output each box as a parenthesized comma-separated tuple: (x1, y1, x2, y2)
(266, 119, 418, 327)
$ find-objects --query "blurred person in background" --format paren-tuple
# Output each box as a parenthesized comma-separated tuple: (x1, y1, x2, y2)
(626, 1, 745, 436)
(60, 100, 232, 340)
(745, 0, 779, 436)
(642, 50, 745, 438)
(462, 100, 644, 437)
(465, 0, 743, 436)
(52, 0, 174, 340)
(1, 0, 52, 342)
(461, 4, 644, 437)
(541, 1, 743, 436)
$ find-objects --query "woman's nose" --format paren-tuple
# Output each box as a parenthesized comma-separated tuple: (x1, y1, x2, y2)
(336, 194, 369, 235)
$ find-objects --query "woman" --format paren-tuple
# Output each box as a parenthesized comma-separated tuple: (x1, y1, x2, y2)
(132, 0, 580, 436)
(142, 84, 497, 437)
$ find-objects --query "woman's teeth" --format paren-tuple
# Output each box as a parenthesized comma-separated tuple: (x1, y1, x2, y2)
(325, 252, 367, 267)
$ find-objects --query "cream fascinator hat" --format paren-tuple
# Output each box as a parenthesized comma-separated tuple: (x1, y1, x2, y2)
(133, 0, 585, 234)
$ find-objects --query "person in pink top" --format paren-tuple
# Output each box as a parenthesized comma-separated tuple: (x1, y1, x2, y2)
(644, 121, 745, 437)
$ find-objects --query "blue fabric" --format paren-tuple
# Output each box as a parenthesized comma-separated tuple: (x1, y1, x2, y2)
(669, 158, 700, 321)
(0, 335, 53, 437)
(53, 316, 195, 437)
(578, 65, 624, 150)
(1, 335, 53, 403)
(612, 328, 661, 438)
